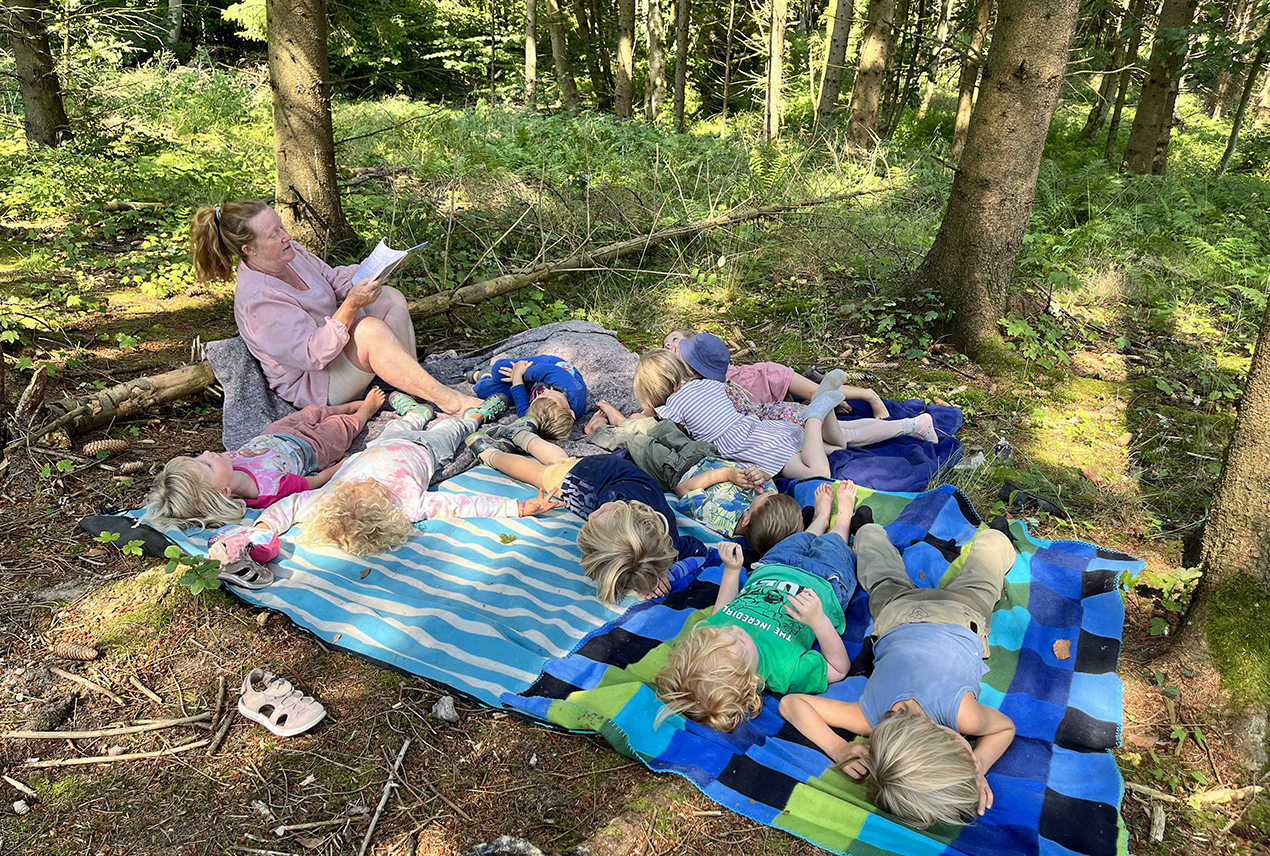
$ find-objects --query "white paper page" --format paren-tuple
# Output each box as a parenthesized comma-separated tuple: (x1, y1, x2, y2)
(353, 239, 429, 283)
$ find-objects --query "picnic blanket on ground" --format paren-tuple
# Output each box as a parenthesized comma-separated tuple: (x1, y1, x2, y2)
(817, 398, 965, 493)
(143, 467, 724, 706)
(503, 484, 1141, 856)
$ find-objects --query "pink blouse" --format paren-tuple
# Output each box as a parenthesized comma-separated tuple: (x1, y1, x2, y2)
(233, 245, 362, 408)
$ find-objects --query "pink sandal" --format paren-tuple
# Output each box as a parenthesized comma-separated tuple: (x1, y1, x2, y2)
(237, 669, 326, 737)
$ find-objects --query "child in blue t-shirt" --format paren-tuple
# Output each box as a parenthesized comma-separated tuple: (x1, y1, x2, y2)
(779, 524, 1018, 830)
(470, 355, 587, 442)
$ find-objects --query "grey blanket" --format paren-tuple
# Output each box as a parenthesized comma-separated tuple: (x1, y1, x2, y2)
(203, 321, 642, 479)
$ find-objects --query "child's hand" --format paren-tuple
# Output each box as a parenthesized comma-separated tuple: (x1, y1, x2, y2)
(500, 360, 535, 384)
(837, 742, 870, 779)
(236, 448, 266, 458)
(728, 466, 769, 491)
(976, 773, 993, 815)
(718, 541, 744, 571)
(520, 495, 565, 516)
(784, 588, 828, 627)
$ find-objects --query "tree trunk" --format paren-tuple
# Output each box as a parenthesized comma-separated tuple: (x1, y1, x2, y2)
(905, 0, 1081, 357)
(845, 0, 897, 147)
(615, 0, 636, 117)
(1104, 0, 1150, 162)
(1208, 0, 1253, 119)
(574, 0, 611, 109)
(2, 0, 71, 148)
(879, 0, 913, 136)
(1082, 0, 1131, 137)
(167, 0, 182, 44)
(645, 0, 666, 120)
(720, 0, 736, 136)
(544, 0, 581, 109)
(1197, 297, 1270, 593)
(265, 0, 356, 255)
(950, 0, 993, 161)
(815, 0, 854, 126)
(1215, 43, 1269, 179)
(1121, 0, 1198, 176)
(526, 0, 538, 105)
(886, 0, 927, 134)
(918, 0, 955, 118)
(763, 0, 788, 140)
(673, 0, 690, 132)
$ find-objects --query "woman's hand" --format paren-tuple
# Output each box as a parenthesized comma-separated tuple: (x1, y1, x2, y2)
(346, 274, 384, 310)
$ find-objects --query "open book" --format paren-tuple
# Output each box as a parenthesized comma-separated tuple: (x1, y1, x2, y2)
(353, 238, 428, 284)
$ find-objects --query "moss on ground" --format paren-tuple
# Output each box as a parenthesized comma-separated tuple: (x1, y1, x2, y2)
(1205, 574, 1270, 709)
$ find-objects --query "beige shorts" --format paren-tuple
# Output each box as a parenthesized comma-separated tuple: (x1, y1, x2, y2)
(541, 457, 582, 498)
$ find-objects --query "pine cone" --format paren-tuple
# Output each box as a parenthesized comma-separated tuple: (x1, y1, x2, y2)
(50, 641, 99, 661)
(83, 439, 128, 456)
(119, 461, 145, 474)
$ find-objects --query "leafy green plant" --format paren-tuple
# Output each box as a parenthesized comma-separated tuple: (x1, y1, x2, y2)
(163, 545, 223, 595)
(1137, 567, 1202, 636)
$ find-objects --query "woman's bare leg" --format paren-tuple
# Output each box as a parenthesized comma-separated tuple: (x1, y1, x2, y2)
(343, 316, 481, 415)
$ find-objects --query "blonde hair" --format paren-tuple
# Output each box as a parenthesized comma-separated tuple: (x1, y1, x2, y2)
(654, 624, 764, 731)
(144, 456, 248, 530)
(302, 480, 416, 556)
(746, 494, 803, 556)
(633, 349, 696, 413)
(526, 395, 575, 442)
(863, 708, 979, 828)
(190, 199, 269, 282)
(577, 500, 678, 603)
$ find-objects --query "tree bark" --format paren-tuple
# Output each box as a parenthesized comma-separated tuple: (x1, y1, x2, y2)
(615, 0, 636, 117)
(846, 0, 897, 147)
(526, 0, 538, 105)
(2, 0, 71, 148)
(1121, 0, 1198, 176)
(905, 0, 1081, 357)
(1215, 43, 1269, 179)
(763, 0, 788, 140)
(265, 0, 356, 255)
(574, 0, 611, 109)
(886, 0, 927, 135)
(815, 0, 854, 126)
(167, 0, 183, 44)
(1082, 0, 1131, 137)
(879, 0, 912, 136)
(1208, 0, 1253, 119)
(1197, 297, 1270, 592)
(720, 0, 736, 136)
(544, 0, 581, 109)
(918, 0, 954, 118)
(673, 0, 690, 132)
(950, 0, 993, 162)
(645, 0, 666, 120)
(1104, 0, 1151, 162)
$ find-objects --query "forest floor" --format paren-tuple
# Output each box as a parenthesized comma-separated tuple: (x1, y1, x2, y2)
(3, 64, 1270, 856)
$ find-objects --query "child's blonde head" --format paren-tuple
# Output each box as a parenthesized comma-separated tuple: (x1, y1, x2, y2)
(662, 329, 693, 352)
(863, 707, 979, 828)
(634, 349, 696, 412)
(302, 479, 415, 556)
(526, 395, 575, 442)
(144, 456, 247, 530)
(654, 624, 763, 731)
(577, 500, 678, 603)
(744, 493, 803, 556)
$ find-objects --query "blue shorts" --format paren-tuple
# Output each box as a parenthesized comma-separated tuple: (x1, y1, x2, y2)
(760, 531, 858, 608)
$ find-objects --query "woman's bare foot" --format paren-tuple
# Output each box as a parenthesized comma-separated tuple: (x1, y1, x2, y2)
(832, 480, 857, 535)
(444, 392, 484, 415)
(584, 410, 610, 435)
(353, 386, 386, 427)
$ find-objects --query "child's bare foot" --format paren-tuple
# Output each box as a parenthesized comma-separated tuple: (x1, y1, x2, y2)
(832, 480, 857, 534)
(584, 410, 610, 435)
(354, 387, 386, 425)
(597, 400, 627, 427)
(812, 482, 835, 524)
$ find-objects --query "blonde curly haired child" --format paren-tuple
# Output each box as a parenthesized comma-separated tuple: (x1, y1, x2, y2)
(144, 390, 385, 530)
(654, 481, 859, 731)
(779, 524, 1018, 829)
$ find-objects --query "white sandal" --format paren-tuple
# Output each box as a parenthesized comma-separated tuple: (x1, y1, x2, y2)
(237, 669, 326, 737)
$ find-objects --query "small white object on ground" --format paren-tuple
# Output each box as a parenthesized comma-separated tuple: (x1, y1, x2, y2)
(954, 452, 987, 471)
(432, 695, 459, 723)
(13, 800, 29, 815)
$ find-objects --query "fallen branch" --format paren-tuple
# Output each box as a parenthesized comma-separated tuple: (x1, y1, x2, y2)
(3, 712, 211, 740)
(129, 674, 163, 705)
(406, 188, 890, 318)
(359, 739, 411, 856)
(49, 666, 124, 705)
(207, 709, 234, 756)
(2, 775, 38, 799)
(1125, 781, 1264, 805)
(104, 200, 165, 212)
(22, 738, 211, 768)
(14, 365, 50, 426)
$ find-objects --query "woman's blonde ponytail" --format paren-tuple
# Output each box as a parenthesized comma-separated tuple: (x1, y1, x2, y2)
(189, 199, 269, 282)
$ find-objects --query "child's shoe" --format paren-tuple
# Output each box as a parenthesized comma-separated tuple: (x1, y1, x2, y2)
(388, 391, 436, 424)
(466, 430, 520, 462)
(464, 366, 488, 384)
(487, 416, 540, 447)
(466, 392, 511, 424)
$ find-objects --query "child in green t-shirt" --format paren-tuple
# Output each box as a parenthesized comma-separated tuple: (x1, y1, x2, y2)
(655, 481, 859, 732)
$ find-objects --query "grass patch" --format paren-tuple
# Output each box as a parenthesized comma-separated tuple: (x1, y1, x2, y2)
(1205, 574, 1270, 709)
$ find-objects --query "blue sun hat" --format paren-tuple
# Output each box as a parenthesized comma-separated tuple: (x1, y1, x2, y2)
(679, 332, 731, 382)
